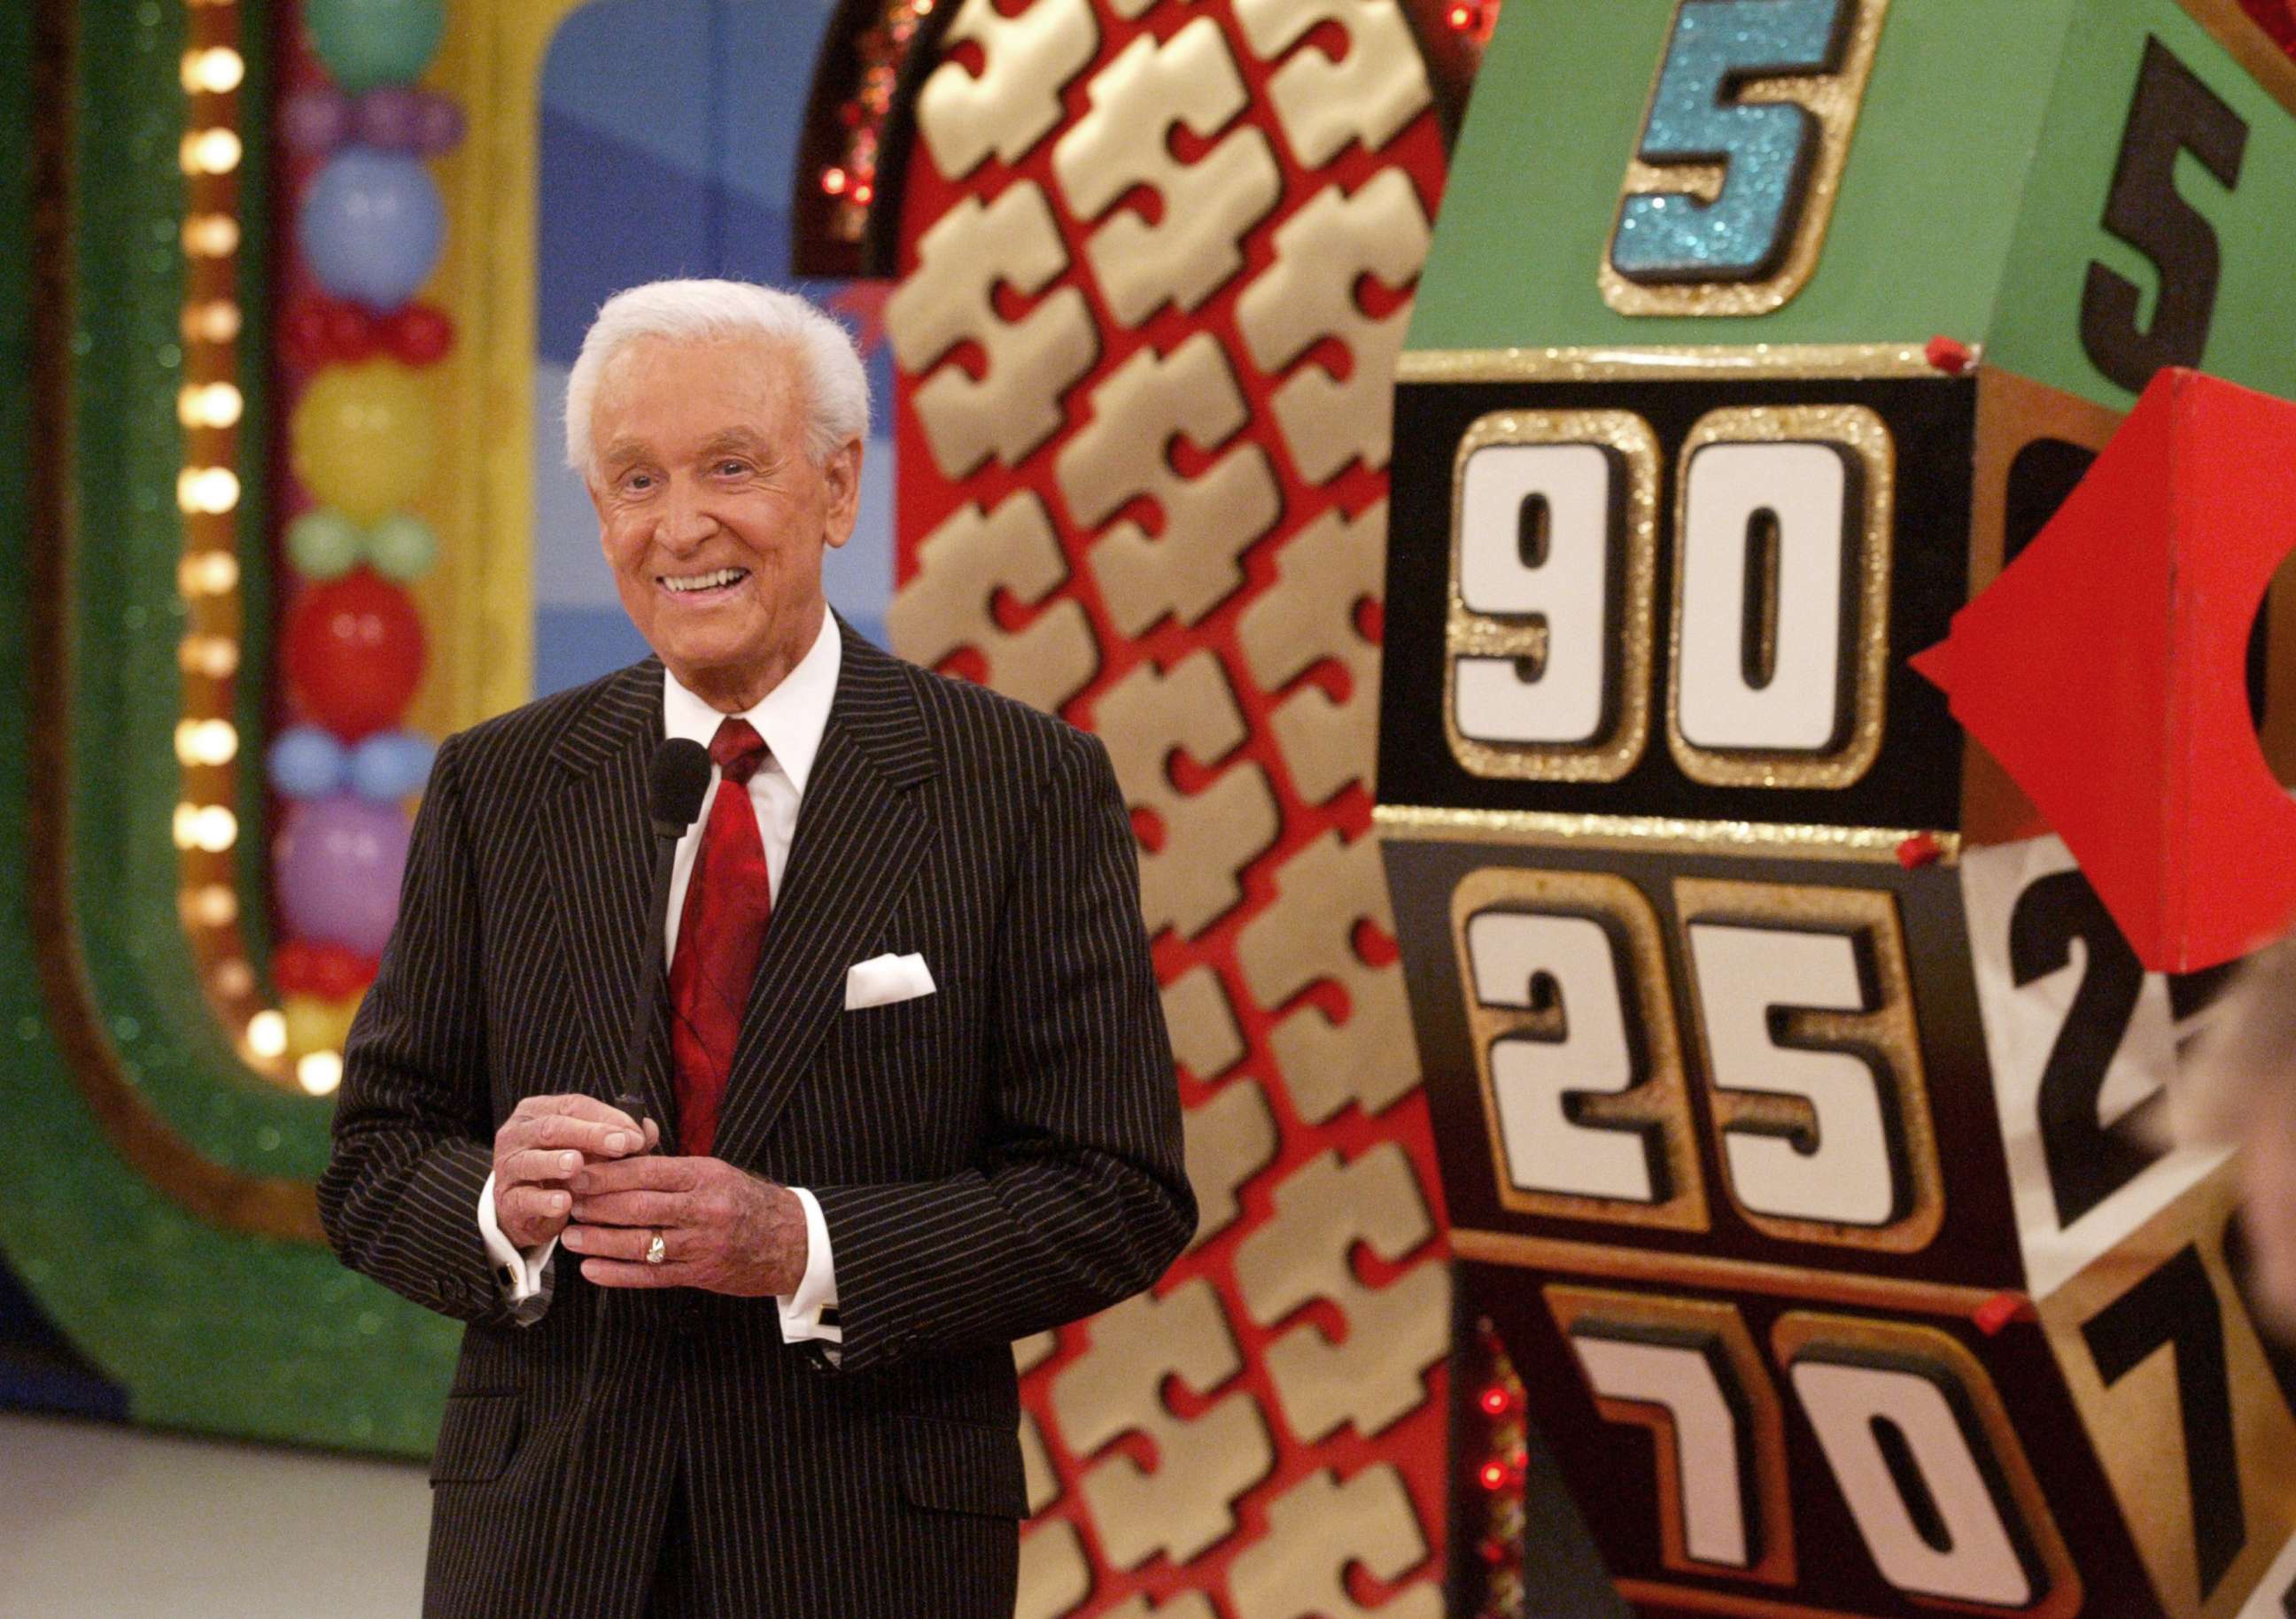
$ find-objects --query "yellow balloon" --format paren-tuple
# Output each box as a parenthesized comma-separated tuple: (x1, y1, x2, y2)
(289, 360, 436, 523)
(282, 990, 361, 1059)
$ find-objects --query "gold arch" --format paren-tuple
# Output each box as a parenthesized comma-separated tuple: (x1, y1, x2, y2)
(27, 1, 586, 1241)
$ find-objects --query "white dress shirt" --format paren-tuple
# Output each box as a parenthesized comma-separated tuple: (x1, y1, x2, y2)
(477, 609, 842, 1345)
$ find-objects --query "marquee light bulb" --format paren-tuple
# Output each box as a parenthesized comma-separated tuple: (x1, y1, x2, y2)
(182, 883, 239, 927)
(181, 128, 244, 175)
(181, 47, 245, 94)
(175, 718, 240, 766)
(179, 634, 241, 678)
(183, 213, 239, 257)
(173, 802, 238, 852)
(183, 300, 242, 343)
(177, 548, 241, 594)
(177, 468, 241, 516)
(178, 383, 244, 429)
(247, 1010, 287, 1058)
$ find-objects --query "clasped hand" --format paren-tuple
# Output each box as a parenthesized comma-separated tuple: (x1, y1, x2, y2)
(490, 1093, 807, 1296)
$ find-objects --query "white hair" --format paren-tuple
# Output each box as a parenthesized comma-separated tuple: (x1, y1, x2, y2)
(562, 278, 869, 481)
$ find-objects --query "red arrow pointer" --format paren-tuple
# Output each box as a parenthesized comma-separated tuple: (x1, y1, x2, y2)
(1913, 368, 2296, 972)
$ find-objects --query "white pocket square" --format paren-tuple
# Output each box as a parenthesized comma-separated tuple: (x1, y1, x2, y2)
(845, 952, 936, 1011)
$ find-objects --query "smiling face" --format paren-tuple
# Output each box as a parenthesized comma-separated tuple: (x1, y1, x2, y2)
(586, 334, 862, 711)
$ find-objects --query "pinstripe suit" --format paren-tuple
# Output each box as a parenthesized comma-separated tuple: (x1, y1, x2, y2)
(319, 620, 1195, 1617)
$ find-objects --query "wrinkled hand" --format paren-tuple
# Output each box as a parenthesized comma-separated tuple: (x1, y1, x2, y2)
(562, 1155, 808, 1296)
(490, 1094, 659, 1248)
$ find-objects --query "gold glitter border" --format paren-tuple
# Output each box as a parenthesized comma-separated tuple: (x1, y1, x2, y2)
(1373, 802, 1959, 865)
(1450, 1228, 2002, 1315)
(1598, 0, 1894, 319)
(1451, 868, 1710, 1232)
(1664, 404, 1895, 789)
(1397, 341, 1961, 386)
(1444, 410, 1659, 782)
(1671, 878, 1944, 1255)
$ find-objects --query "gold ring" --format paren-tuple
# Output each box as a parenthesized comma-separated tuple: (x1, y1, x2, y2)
(645, 1231, 666, 1266)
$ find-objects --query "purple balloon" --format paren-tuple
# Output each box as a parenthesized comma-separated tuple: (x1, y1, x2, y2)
(282, 85, 353, 155)
(353, 85, 425, 151)
(412, 91, 465, 157)
(275, 794, 410, 958)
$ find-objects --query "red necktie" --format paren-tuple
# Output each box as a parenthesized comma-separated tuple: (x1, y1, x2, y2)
(668, 717, 772, 1158)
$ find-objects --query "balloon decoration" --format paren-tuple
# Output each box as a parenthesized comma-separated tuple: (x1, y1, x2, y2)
(351, 83, 427, 150)
(380, 304, 453, 366)
(267, 724, 351, 799)
(281, 84, 354, 154)
(284, 509, 364, 579)
(322, 299, 383, 361)
(268, 4, 463, 1089)
(288, 359, 436, 523)
(298, 148, 444, 311)
(275, 795, 413, 960)
(283, 83, 464, 159)
(409, 94, 465, 158)
(348, 732, 437, 802)
(283, 993, 363, 1063)
(283, 570, 426, 742)
(273, 938, 380, 1002)
(304, 0, 446, 95)
(363, 512, 438, 580)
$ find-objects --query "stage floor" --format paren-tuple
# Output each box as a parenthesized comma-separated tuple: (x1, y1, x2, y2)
(0, 1410, 430, 1616)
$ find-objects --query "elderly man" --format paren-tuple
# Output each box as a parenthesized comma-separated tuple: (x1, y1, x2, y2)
(320, 278, 1193, 1617)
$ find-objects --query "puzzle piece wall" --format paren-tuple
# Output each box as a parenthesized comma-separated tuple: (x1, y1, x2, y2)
(874, 1, 1457, 1612)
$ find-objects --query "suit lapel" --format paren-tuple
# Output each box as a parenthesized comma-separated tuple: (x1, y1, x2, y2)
(539, 660, 677, 1137)
(710, 623, 940, 1168)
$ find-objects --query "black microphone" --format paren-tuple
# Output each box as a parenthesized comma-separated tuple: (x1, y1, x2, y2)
(648, 738, 713, 838)
(618, 738, 713, 1123)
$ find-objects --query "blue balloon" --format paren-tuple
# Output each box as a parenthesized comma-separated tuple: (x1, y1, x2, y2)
(298, 148, 444, 312)
(269, 725, 349, 799)
(348, 730, 435, 802)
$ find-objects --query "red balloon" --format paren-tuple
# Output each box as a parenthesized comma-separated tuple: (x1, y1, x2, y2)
(323, 301, 382, 364)
(383, 304, 454, 366)
(280, 300, 334, 369)
(284, 569, 425, 742)
(307, 941, 379, 999)
(271, 938, 322, 995)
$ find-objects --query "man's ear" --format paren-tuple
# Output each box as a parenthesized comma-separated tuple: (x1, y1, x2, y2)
(822, 438, 864, 551)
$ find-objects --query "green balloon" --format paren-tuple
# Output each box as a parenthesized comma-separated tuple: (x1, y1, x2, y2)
(306, 0, 446, 94)
(364, 512, 438, 581)
(285, 509, 365, 580)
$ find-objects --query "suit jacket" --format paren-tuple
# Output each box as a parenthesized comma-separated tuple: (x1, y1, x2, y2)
(318, 621, 1195, 1618)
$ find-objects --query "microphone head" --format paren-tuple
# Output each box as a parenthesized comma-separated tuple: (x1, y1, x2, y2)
(648, 738, 713, 835)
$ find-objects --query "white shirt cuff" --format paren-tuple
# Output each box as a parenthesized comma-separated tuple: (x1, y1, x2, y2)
(777, 1186, 841, 1345)
(477, 1171, 557, 1305)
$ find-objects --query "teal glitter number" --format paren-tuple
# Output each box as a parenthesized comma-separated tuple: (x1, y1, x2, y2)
(1610, 0, 1852, 285)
